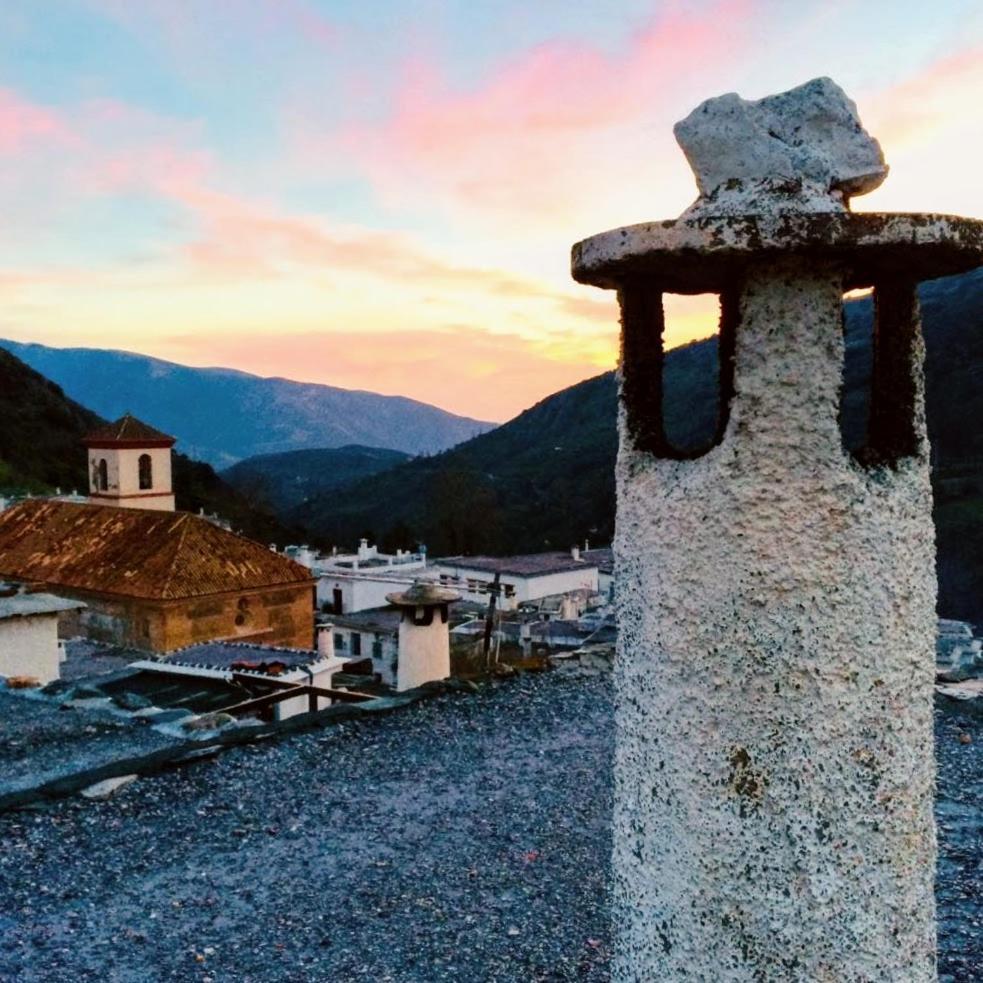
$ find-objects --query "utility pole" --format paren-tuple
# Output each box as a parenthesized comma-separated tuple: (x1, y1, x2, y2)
(482, 572, 501, 672)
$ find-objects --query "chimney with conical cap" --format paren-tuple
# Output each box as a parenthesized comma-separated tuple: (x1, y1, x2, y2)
(386, 581, 460, 691)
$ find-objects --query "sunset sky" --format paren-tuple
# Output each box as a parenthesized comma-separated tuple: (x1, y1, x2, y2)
(1, 1, 982, 422)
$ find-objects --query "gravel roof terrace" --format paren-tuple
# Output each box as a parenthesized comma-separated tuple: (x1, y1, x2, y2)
(0, 671, 978, 982)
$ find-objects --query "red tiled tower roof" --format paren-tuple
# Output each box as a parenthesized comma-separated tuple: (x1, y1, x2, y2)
(83, 414, 176, 448)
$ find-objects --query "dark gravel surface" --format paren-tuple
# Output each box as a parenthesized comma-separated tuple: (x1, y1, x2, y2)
(0, 671, 979, 982)
(0, 671, 612, 982)
(936, 708, 983, 983)
(0, 692, 179, 797)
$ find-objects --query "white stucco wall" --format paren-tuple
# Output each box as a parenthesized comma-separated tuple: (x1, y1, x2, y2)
(397, 613, 449, 691)
(332, 624, 398, 685)
(597, 571, 614, 601)
(0, 613, 61, 683)
(612, 264, 938, 980)
(433, 564, 599, 608)
(271, 657, 345, 720)
(317, 574, 414, 615)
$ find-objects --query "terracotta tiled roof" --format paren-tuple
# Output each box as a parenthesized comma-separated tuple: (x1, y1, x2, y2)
(83, 414, 175, 446)
(0, 500, 313, 600)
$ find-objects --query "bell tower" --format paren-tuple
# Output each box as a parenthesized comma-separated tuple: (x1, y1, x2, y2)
(83, 413, 176, 512)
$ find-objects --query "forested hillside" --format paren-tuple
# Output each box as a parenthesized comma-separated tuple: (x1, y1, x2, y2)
(293, 269, 983, 621)
(222, 445, 411, 513)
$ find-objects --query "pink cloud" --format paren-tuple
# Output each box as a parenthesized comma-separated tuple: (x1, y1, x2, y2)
(853, 43, 983, 217)
(163, 183, 613, 324)
(70, 99, 212, 196)
(0, 89, 74, 154)
(0, 88, 216, 248)
(0, 84, 609, 344)
(863, 45, 983, 150)
(330, 1, 752, 224)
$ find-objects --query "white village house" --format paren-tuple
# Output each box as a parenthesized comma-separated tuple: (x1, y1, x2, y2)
(326, 608, 402, 686)
(433, 548, 601, 610)
(316, 569, 421, 616)
(0, 586, 85, 685)
(279, 539, 429, 616)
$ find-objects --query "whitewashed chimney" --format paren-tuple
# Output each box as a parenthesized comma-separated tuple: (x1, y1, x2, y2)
(316, 624, 334, 659)
(386, 582, 460, 691)
(571, 76, 983, 981)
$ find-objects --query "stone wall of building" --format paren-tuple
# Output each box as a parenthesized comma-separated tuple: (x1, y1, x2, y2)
(160, 586, 314, 652)
(57, 584, 315, 653)
(59, 593, 154, 649)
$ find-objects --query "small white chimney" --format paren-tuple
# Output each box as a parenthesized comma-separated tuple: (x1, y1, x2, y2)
(317, 624, 334, 659)
(571, 545, 581, 561)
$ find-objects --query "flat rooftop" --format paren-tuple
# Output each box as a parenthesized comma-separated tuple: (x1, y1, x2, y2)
(0, 673, 978, 981)
(436, 552, 600, 578)
(0, 589, 84, 621)
(326, 607, 404, 634)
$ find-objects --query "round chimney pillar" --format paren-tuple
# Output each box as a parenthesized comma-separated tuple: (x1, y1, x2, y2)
(386, 582, 460, 691)
(572, 78, 983, 982)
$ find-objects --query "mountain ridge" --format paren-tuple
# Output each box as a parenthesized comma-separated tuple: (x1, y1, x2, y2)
(1, 340, 494, 468)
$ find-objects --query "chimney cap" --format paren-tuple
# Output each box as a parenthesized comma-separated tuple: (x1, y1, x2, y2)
(386, 581, 460, 608)
(573, 212, 983, 294)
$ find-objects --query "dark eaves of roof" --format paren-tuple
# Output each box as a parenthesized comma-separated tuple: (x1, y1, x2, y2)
(83, 413, 176, 448)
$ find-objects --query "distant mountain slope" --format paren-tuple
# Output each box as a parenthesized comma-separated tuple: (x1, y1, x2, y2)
(297, 269, 983, 621)
(291, 369, 619, 556)
(0, 341, 494, 468)
(0, 347, 301, 546)
(222, 445, 410, 513)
